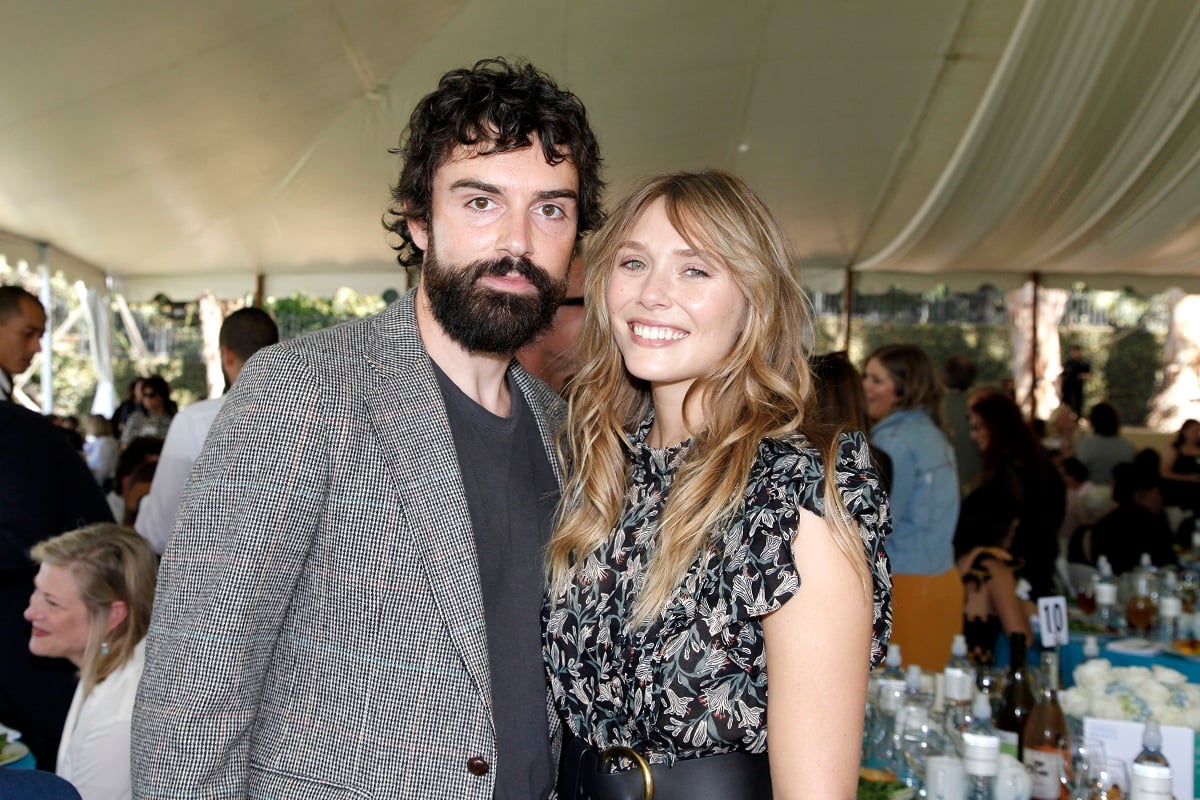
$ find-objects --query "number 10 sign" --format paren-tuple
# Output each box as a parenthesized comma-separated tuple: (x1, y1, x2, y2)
(1037, 596, 1069, 648)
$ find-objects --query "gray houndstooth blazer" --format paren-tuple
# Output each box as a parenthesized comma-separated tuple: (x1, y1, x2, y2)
(131, 290, 565, 799)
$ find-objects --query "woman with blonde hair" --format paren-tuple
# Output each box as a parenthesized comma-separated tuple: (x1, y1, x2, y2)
(24, 524, 157, 800)
(545, 171, 891, 799)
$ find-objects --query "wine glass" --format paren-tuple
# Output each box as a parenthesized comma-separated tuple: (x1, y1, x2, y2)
(1125, 594, 1157, 637)
(1061, 736, 1106, 800)
(1077, 579, 1097, 616)
(1096, 757, 1128, 800)
(975, 666, 1005, 716)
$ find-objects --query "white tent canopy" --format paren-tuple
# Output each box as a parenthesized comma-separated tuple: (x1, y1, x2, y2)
(2, 0, 1200, 301)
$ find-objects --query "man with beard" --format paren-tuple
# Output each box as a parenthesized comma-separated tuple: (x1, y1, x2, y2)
(132, 58, 603, 800)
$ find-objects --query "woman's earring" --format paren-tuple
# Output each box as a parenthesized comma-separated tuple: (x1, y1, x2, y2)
(100, 641, 110, 656)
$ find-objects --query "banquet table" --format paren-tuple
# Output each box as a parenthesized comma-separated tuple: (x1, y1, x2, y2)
(1060, 633, 1200, 686)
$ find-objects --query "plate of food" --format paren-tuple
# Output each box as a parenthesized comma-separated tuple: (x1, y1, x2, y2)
(1166, 639, 1200, 660)
(0, 740, 30, 767)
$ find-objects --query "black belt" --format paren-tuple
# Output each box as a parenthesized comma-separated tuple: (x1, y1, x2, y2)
(557, 733, 772, 800)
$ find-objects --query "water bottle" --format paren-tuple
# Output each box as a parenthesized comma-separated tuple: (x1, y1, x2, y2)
(1158, 570, 1182, 645)
(963, 697, 1000, 800)
(944, 634, 976, 743)
(894, 665, 938, 791)
(870, 644, 906, 770)
(1130, 720, 1172, 799)
(877, 643, 906, 717)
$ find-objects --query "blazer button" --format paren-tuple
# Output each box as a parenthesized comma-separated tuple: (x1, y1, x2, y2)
(467, 756, 490, 776)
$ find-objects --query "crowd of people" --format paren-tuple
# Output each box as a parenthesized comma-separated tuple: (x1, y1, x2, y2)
(0, 288, 281, 799)
(857, 345, 1197, 671)
(0, 56, 1187, 800)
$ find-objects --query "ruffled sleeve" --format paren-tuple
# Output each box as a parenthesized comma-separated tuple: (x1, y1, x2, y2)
(723, 431, 893, 667)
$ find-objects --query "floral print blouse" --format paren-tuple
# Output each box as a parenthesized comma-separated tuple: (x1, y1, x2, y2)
(543, 419, 892, 763)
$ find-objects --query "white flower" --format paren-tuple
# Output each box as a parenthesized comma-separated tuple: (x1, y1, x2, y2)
(1090, 694, 1130, 721)
(1151, 664, 1187, 686)
(1060, 688, 1091, 718)
(1065, 660, 1200, 728)
(1074, 659, 1114, 693)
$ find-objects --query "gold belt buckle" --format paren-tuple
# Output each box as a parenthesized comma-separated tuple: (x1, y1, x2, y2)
(599, 745, 654, 800)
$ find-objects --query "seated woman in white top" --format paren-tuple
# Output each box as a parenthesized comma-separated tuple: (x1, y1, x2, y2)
(24, 523, 157, 800)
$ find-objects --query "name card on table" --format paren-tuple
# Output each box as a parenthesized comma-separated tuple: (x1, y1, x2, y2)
(1083, 717, 1195, 800)
(1038, 596, 1069, 648)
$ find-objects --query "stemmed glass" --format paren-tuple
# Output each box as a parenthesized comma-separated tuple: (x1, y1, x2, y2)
(1095, 758, 1128, 800)
(1061, 736, 1106, 800)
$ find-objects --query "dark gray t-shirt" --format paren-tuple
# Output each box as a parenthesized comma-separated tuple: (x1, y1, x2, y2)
(434, 363, 558, 800)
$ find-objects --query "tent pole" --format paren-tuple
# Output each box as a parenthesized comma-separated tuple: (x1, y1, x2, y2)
(1029, 271, 1040, 421)
(254, 273, 265, 308)
(842, 267, 855, 353)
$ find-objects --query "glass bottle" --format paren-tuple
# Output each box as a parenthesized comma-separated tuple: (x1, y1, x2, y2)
(1134, 720, 1169, 768)
(995, 632, 1035, 759)
(1095, 556, 1120, 633)
(1023, 650, 1069, 799)
(1129, 720, 1172, 799)
(1180, 569, 1197, 615)
(1125, 554, 1158, 637)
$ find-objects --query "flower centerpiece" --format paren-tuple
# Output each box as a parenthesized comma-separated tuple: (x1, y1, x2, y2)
(1060, 658, 1200, 728)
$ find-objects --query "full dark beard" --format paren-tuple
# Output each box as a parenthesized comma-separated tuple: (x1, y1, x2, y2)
(422, 241, 568, 355)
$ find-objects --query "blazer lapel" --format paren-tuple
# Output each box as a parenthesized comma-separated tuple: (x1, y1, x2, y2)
(363, 293, 493, 713)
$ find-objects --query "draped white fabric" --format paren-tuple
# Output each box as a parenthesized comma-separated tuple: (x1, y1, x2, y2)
(853, 0, 1200, 286)
(3, 0, 1200, 296)
(77, 282, 118, 418)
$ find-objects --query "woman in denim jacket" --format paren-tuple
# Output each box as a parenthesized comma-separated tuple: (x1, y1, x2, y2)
(863, 344, 961, 669)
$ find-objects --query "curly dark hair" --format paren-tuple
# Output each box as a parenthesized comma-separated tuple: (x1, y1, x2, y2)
(969, 388, 1052, 482)
(383, 57, 604, 267)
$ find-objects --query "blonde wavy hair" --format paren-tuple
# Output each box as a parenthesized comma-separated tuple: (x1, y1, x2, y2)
(547, 170, 871, 623)
(30, 523, 157, 696)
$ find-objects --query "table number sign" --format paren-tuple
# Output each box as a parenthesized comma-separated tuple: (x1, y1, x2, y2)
(1038, 596, 1069, 648)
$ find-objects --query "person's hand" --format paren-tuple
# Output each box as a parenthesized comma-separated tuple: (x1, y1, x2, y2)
(955, 546, 1013, 576)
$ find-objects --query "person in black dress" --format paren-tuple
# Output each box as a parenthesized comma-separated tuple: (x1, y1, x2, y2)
(967, 389, 1066, 600)
(544, 171, 891, 798)
(1161, 418, 1200, 512)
